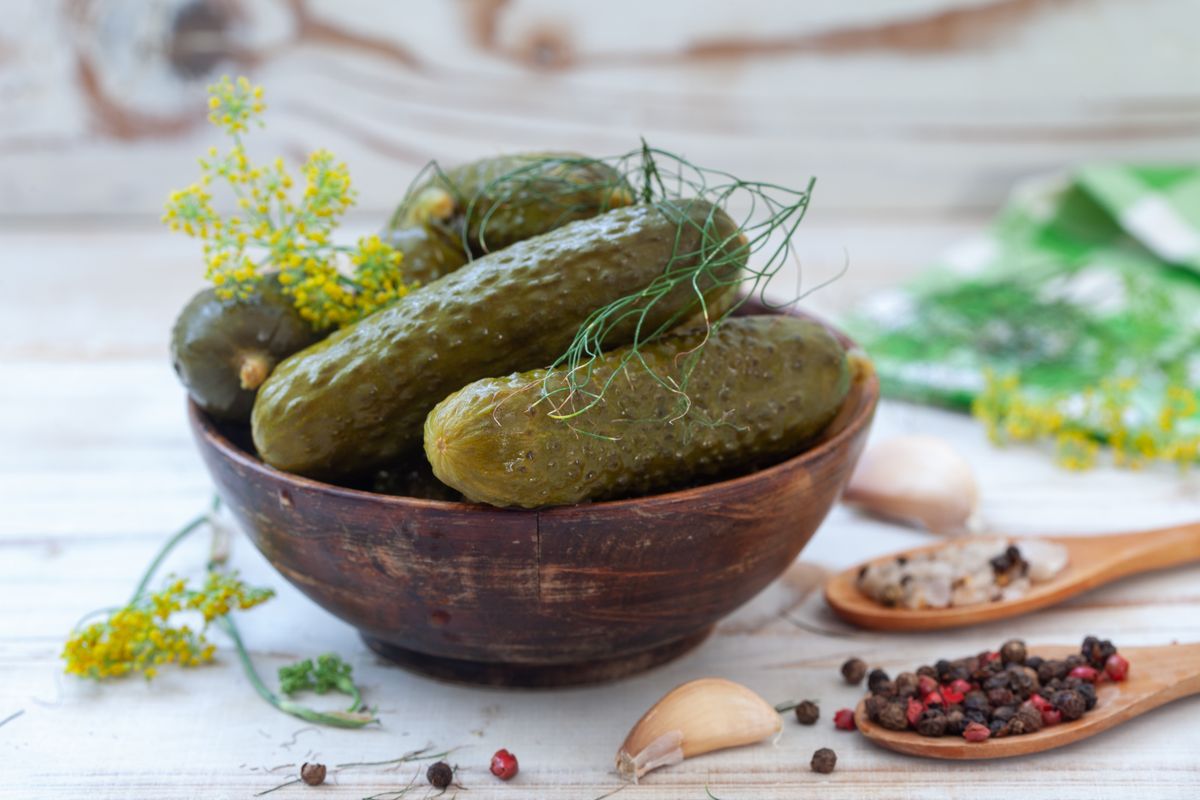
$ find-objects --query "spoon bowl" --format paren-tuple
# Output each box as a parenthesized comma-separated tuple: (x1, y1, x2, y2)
(825, 523, 1200, 631)
(855, 642, 1200, 758)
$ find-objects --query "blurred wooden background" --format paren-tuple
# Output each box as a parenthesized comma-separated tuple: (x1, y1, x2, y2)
(2, 0, 1197, 358)
(1, 0, 1197, 221)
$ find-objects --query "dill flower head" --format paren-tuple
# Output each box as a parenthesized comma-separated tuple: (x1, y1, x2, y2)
(162, 76, 409, 328)
(973, 371, 1199, 471)
(62, 572, 273, 681)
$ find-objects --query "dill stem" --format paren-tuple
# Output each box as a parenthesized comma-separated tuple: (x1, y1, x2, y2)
(216, 614, 376, 729)
(130, 495, 221, 603)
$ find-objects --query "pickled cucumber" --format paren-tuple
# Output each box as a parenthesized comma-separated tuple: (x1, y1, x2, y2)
(386, 153, 630, 284)
(424, 315, 850, 508)
(171, 276, 326, 422)
(252, 200, 744, 480)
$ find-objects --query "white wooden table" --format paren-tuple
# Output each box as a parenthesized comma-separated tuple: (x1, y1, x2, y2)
(4, 218, 1200, 799)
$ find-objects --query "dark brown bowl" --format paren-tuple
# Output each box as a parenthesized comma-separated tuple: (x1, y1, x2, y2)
(190, 308, 878, 686)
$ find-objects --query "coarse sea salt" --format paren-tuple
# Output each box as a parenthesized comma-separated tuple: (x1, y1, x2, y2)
(857, 538, 1069, 610)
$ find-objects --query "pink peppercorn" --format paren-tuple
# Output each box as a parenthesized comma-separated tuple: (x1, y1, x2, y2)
(963, 722, 991, 742)
(942, 680, 970, 704)
(1040, 707, 1063, 727)
(906, 697, 925, 727)
(1105, 653, 1130, 682)
(833, 708, 857, 730)
(1069, 665, 1100, 683)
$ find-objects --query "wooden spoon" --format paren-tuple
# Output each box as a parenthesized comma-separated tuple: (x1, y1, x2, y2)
(825, 522, 1200, 631)
(855, 642, 1200, 759)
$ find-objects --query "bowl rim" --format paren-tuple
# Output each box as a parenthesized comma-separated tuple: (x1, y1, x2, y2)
(190, 317, 879, 515)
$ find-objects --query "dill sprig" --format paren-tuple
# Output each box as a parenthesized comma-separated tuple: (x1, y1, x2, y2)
(460, 141, 825, 427)
(61, 497, 377, 729)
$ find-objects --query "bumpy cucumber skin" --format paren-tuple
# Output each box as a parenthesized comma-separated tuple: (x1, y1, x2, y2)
(424, 316, 850, 508)
(171, 277, 325, 422)
(252, 201, 743, 480)
(385, 153, 630, 285)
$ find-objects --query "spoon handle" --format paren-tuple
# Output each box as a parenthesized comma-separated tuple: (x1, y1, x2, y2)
(1073, 522, 1200, 579)
(1131, 642, 1200, 705)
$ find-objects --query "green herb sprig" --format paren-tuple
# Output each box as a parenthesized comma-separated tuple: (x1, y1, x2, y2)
(61, 497, 376, 729)
(446, 141, 825, 430)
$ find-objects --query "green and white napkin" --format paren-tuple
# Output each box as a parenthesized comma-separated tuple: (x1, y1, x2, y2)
(847, 165, 1200, 468)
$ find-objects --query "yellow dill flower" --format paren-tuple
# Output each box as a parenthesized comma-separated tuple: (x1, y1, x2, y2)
(164, 77, 410, 329)
(974, 371, 1198, 471)
(62, 570, 273, 681)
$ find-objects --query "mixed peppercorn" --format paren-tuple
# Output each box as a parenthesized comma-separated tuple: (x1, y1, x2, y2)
(860, 636, 1127, 741)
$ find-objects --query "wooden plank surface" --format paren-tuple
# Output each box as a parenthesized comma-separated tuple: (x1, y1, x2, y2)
(2, 0, 1200, 220)
(5, 1, 1200, 796)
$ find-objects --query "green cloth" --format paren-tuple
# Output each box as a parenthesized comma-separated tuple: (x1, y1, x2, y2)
(846, 164, 1200, 437)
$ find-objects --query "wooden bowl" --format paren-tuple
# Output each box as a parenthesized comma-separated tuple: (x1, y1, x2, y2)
(189, 309, 878, 686)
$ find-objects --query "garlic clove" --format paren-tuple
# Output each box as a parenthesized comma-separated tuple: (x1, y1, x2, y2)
(616, 677, 782, 782)
(843, 435, 980, 535)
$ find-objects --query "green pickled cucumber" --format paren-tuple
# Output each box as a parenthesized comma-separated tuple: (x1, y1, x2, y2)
(386, 152, 631, 284)
(424, 315, 850, 508)
(171, 276, 326, 422)
(252, 200, 744, 480)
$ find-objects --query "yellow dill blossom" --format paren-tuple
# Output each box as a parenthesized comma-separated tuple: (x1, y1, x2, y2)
(62, 571, 272, 681)
(163, 76, 409, 328)
(973, 372, 1199, 471)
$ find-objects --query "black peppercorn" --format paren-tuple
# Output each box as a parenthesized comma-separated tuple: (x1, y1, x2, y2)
(1007, 665, 1038, 696)
(894, 672, 920, 698)
(1052, 689, 1087, 721)
(1014, 702, 1043, 733)
(867, 668, 891, 693)
(964, 708, 989, 727)
(916, 665, 937, 679)
(873, 679, 898, 698)
(946, 663, 971, 683)
(934, 659, 953, 681)
(864, 694, 889, 721)
(1037, 660, 1062, 684)
(915, 709, 947, 737)
(841, 657, 868, 685)
(1025, 655, 1044, 671)
(983, 673, 1011, 692)
(300, 763, 326, 787)
(1075, 681, 1098, 710)
(810, 747, 837, 774)
(1082, 636, 1117, 670)
(877, 702, 909, 731)
(963, 690, 988, 711)
(426, 761, 454, 790)
(988, 719, 1008, 737)
(1000, 639, 1027, 665)
(991, 705, 1017, 723)
(987, 687, 1015, 707)
(944, 708, 966, 735)
(794, 700, 820, 725)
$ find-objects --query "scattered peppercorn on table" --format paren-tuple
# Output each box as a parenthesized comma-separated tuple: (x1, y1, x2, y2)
(4, 223, 1200, 800)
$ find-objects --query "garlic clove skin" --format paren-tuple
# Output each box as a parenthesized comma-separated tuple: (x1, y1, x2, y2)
(616, 678, 782, 782)
(843, 435, 980, 535)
